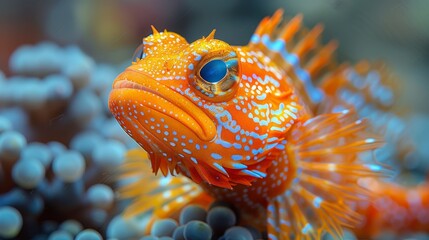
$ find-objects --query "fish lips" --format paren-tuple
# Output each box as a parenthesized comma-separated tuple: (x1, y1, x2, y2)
(109, 70, 217, 145)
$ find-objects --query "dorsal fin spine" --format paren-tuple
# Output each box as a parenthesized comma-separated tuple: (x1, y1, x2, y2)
(306, 41, 338, 77)
(248, 12, 329, 106)
(280, 14, 303, 41)
(253, 33, 324, 104)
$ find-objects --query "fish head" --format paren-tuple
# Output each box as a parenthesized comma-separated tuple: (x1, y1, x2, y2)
(109, 28, 304, 188)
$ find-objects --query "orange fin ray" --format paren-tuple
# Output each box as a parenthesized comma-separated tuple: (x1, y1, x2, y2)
(249, 11, 337, 108)
(297, 117, 369, 149)
(280, 14, 303, 42)
(305, 40, 338, 79)
(297, 138, 384, 158)
(317, 61, 414, 165)
(267, 110, 390, 239)
(299, 173, 373, 201)
(292, 24, 324, 60)
(118, 149, 213, 221)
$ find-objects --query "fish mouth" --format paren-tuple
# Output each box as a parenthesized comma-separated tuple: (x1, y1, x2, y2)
(109, 70, 216, 142)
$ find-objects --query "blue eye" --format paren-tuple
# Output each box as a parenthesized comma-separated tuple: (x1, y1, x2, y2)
(199, 59, 227, 83)
(190, 49, 239, 101)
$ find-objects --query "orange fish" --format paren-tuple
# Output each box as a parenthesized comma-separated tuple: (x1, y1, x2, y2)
(108, 10, 428, 239)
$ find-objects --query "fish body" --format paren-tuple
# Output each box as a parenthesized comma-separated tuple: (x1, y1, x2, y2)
(109, 10, 426, 239)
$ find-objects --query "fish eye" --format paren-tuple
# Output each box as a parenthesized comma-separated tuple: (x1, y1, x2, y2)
(132, 43, 144, 62)
(200, 59, 227, 83)
(191, 49, 240, 102)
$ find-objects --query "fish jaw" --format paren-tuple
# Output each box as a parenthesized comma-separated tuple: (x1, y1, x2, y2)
(108, 70, 217, 174)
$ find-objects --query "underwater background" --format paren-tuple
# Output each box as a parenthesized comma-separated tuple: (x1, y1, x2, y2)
(0, 0, 428, 239)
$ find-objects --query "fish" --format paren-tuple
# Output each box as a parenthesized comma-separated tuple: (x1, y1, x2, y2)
(108, 9, 428, 239)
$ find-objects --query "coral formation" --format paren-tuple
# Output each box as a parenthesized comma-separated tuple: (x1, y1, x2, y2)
(0, 43, 138, 239)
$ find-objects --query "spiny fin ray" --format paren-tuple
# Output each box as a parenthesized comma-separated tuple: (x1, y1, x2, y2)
(249, 10, 336, 108)
(266, 110, 390, 239)
(118, 149, 213, 222)
(317, 61, 414, 162)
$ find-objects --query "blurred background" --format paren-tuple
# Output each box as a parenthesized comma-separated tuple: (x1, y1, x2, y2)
(0, 0, 428, 239)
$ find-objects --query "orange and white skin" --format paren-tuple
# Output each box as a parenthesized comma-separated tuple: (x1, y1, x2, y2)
(109, 10, 429, 239)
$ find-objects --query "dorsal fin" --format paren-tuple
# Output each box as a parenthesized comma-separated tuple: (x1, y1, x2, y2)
(248, 10, 338, 110)
(317, 61, 413, 165)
